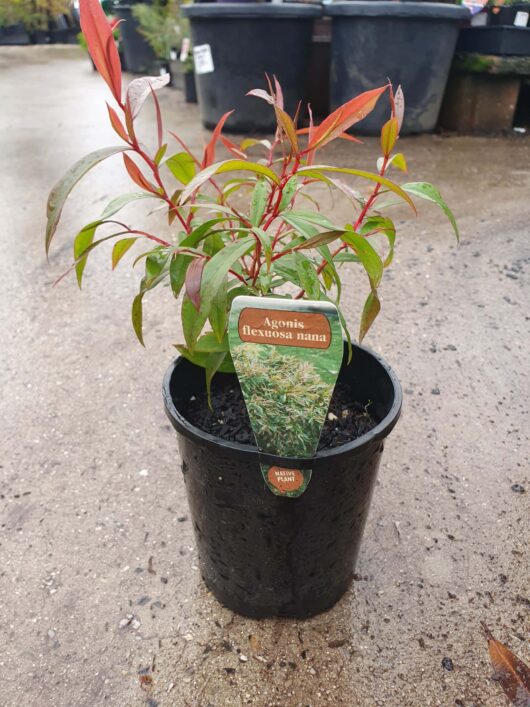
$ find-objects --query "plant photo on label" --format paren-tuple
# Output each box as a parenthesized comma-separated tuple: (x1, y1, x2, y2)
(46, 0, 459, 396)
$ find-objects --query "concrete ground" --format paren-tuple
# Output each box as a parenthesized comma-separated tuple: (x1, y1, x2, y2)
(0, 46, 529, 707)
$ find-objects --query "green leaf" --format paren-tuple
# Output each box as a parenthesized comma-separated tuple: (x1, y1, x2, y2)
(73, 221, 100, 288)
(298, 165, 416, 213)
(402, 182, 459, 241)
(154, 144, 167, 166)
(208, 279, 227, 342)
(249, 227, 272, 269)
(341, 231, 383, 290)
(279, 176, 298, 212)
(112, 237, 137, 269)
(185, 237, 254, 351)
(359, 216, 396, 267)
(100, 192, 155, 219)
(131, 293, 144, 346)
(169, 252, 193, 299)
(194, 332, 230, 353)
(294, 253, 321, 299)
(46, 145, 129, 255)
(381, 118, 398, 156)
(166, 152, 196, 185)
(145, 249, 170, 283)
(175, 344, 235, 374)
(181, 160, 280, 203)
(181, 295, 200, 350)
(250, 179, 269, 227)
(359, 290, 381, 342)
(205, 351, 228, 409)
(285, 209, 337, 230)
(294, 230, 343, 251)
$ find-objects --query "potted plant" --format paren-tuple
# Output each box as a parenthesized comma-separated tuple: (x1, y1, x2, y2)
(324, 1, 470, 134)
(487, 0, 530, 26)
(181, 2, 321, 131)
(114, 0, 157, 74)
(0, 0, 30, 44)
(47, 0, 459, 618)
(457, 0, 530, 55)
(132, 0, 184, 82)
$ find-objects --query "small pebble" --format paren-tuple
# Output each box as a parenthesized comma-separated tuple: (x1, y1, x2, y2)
(239, 654, 248, 663)
(511, 484, 525, 494)
(442, 657, 454, 671)
(431, 387, 440, 395)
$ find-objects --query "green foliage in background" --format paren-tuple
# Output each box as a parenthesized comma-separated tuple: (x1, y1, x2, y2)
(132, 0, 188, 60)
(0, 0, 72, 30)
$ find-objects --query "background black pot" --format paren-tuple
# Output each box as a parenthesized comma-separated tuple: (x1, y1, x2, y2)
(0, 23, 30, 45)
(488, 3, 530, 26)
(457, 26, 530, 55)
(182, 3, 321, 132)
(115, 4, 157, 74)
(163, 343, 402, 619)
(325, 2, 469, 134)
(184, 70, 198, 103)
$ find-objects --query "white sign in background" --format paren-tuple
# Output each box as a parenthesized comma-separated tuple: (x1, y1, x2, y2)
(193, 44, 214, 75)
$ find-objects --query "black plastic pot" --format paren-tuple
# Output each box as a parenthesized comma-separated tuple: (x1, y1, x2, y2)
(488, 4, 530, 27)
(182, 3, 321, 132)
(163, 343, 402, 618)
(184, 70, 198, 103)
(325, 2, 469, 134)
(0, 23, 30, 45)
(457, 26, 530, 55)
(114, 4, 157, 74)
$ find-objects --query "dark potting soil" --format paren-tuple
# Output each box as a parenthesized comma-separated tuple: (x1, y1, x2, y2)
(182, 380, 377, 451)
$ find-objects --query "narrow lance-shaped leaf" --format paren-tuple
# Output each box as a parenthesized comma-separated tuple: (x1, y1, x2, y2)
(112, 237, 137, 269)
(123, 153, 158, 193)
(202, 111, 234, 168)
(126, 74, 170, 119)
(250, 179, 269, 226)
(381, 118, 398, 157)
(181, 160, 280, 203)
(185, 257, 205, 310)
(402, 182, 459, 241)
(342, 231, 383, 290)
(107, 104, 129, 142)
(164, 152, 197, 184)
(359, 290, 381, 342)
(73, 221, 100, 287)
(46, 145, 129, 254)
(185, 237, 254, 351)
(298, 165, 416, 213)
(306, 86, 387, 151)
(482, 623, 530, 707)
(79, 0, 122, 102)
(100, 192, 155, 219)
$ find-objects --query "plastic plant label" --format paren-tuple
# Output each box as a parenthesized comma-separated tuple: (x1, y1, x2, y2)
(193, 44, 214, 75)
(180, 38, 190, 62)
(228, 296, 343, 497)
(514, 11, 529, 26)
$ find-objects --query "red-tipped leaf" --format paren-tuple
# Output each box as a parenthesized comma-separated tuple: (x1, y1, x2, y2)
(306, 86, 387, 152)
(79, 0, 122, 103)
(106, 104, 129, 142)
(202, 111, 234, 168)
(185, 258, 205, 310)
(123, 154, 157, 193)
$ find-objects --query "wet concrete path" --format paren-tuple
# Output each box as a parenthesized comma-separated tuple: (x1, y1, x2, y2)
(0, 46, 529, 706)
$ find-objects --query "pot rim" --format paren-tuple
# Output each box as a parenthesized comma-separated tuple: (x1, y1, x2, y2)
(182, 3, 322, 18)
(324, 1, 470, 19)
(163, 342, 403, 464)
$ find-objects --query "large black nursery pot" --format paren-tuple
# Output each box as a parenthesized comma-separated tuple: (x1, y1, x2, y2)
(115, 4, 157, 74)
(163, 343, 402, 619)
(325, 2, 469, 134)
(181, 3, 321, 132)
(0, 23, 30, 45)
